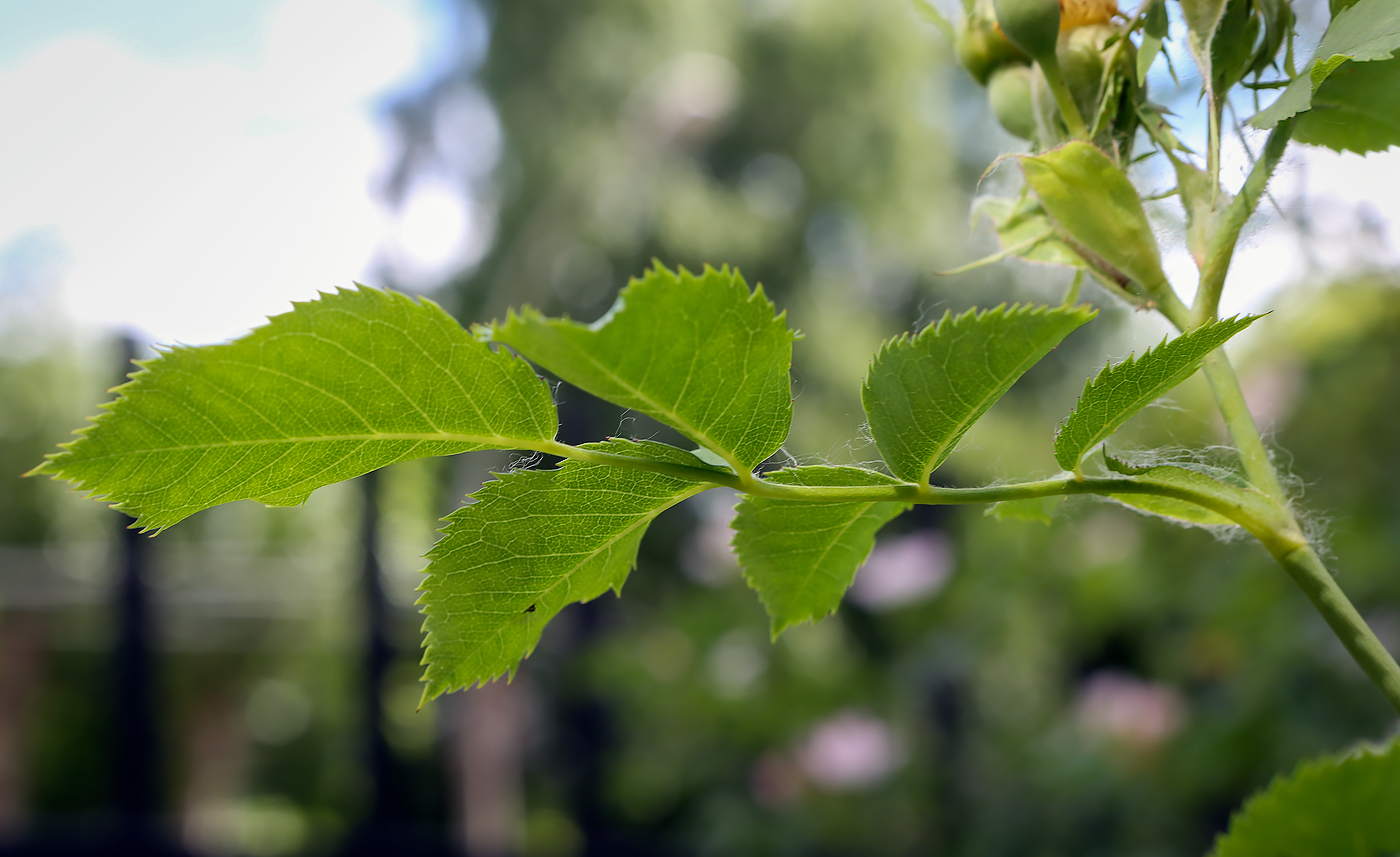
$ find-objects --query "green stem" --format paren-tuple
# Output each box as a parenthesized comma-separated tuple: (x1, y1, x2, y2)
(1192, 119, 1295, 326)
(1040, 54, 1089, 140)
(539, 440, 748, 488)
(1152, 284, 1193, 331)
(1274, 544, 1400, 715)
(1206, 96, 1223, 198)
(549, 435, 1400, 714)
(1200, 351, 1288, 502)
(1172, 339, 1400, 711)
(1188, 330, 1400, 714)
(546, 441, 1285, 536)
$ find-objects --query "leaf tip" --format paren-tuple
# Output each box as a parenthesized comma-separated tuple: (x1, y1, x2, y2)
(22, 457, 56, 479)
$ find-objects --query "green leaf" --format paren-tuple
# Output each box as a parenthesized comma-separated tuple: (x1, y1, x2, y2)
(1178, 0, 1229, 63)
(1102, 455, 1245, 528)
(1208, 0, 1292, 97)
(1250, 0, 1400, 129)
(1102, 454, 1290, 536)
(864, 303, 1096, 483)
(1294, 57, 1400, 154)
(32, 287, 557, 532)
(1211, 737, 1400, 857)
(1137, 0, 1169, 85)
(1019, 142, 1170, 299)
(1312, 0, 1400, 65)
(1209, 0, 1262, 95)
(419, 439, 721, 700)
(1249, 69, 1326, 130)
(1109, 491, 1236, 527)
(1054, 315, 1260, 471)
(1178, 0, 1230, 100)
(1248, 0, 1295, 79)
(490, 264, 796, 472)
(971, 195, 1088, 269)
(985, 495, 1064, 523)
(733, 466, 909, 636)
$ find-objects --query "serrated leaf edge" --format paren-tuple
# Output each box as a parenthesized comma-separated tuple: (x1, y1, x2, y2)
(30, 286, 555, 533)
(1210, 737, 1400, 857)
(416, 442, 715, 702)
(864, 301, 1097, 483)
(486, 263, 799, 473)
(731, 465, 907, 637)
(1054, 314, 1262, 472)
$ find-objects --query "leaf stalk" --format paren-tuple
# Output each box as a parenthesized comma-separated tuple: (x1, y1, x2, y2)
(1199, 351, 1288, 502)
(547, 441, 1292, 539)
(1039, 55, 1090, 140)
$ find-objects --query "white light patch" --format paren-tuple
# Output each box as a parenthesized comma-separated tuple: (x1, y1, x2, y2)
(383, 174, 493, 289)
(1300, 147, 1400, 262)
(0, 0, 432, 345)
(1217, 145, 1400, 319)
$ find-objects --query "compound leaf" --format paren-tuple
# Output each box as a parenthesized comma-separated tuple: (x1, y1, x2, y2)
(419, 439, 721, 700)
(1020, 142, 1170, 300)
(1250, 0, 1400, 129)
(1054, 316, 1259, 471)
(864, 303, 1096, 483)
(1211, 737, 1400, 857)
(733, 466, 909, 636)
(32, 287, 557, 532)
(490, 264, 796, 472)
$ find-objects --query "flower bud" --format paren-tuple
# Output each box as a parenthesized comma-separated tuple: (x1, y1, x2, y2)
(956, 7, 1029, 85)
(992, 0, 1061, 64)
(1060, 0, 1119, 30)
(988, 65, 1036, 140)
(1058, 23, 1135, 131)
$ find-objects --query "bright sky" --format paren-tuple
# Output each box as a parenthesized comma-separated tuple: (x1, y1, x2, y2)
(0, 0, 481, 345)
(0, 2, 1396, 346)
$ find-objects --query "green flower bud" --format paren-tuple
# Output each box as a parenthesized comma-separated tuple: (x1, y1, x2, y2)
(956, 11, 1030, 85)
(992, 0, 1061, 64)
(988, 64, 1036, 140)
(1058, 23, 1137, 143)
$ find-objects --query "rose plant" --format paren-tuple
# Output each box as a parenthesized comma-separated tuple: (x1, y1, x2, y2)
(32, 0, 1400, 847)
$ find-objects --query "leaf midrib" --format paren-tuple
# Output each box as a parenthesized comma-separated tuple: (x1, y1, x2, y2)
(918, 350, 1049, 483)
(51, 431, 549, 465)
(564, 334, 747, 472)
(440, 482, 709, 681)
(1066, 362, 1198, 458)
(783, 500, 879, 625)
